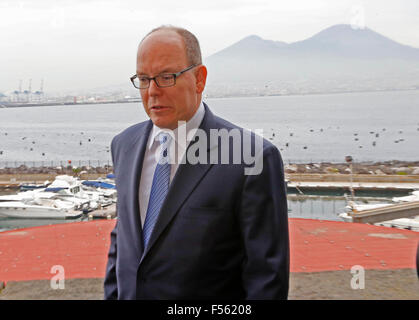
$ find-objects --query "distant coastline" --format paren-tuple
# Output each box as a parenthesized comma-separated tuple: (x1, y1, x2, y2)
(207, 87, 419, 100)
(0, 98, 141, 109)
(1, 88, 418, 108)
(1, 160, 418, 176)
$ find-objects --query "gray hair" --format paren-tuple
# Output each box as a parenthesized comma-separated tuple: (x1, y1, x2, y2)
(141, 25, 202, 65)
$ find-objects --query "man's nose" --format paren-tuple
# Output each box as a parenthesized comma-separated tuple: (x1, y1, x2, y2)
(147, 78, 162, 96)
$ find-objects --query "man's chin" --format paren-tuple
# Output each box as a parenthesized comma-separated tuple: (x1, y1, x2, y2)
(151, 118, 177, 130)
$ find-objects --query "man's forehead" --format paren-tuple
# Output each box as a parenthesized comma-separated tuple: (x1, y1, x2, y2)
(137, 30, 187, 72)
(139, 30, 184, 53)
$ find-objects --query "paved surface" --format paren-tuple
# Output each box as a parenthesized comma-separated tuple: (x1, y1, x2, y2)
(1, 269, 418, 300)
(0, 218, 418, 299)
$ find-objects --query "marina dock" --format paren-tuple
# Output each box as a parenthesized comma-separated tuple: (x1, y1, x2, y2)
(287, 173, 419, 194)
(349, 201, 419, 223)
(3, 173, 419, 193)
(288, 181, 419, 192)
(0, 182, 21, 190)
(87, 203, 116, 220)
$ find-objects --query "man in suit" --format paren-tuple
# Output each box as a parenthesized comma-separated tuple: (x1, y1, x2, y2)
(104, 25, 290, 299)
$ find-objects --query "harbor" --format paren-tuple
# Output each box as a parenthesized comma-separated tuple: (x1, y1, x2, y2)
(1, 163, 418, 300)
(0, 173, 117, 229)
(2, 161, 419, 231)
(1, 145, 419, 299)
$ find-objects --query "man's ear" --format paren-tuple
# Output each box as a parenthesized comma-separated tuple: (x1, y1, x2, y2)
(195, 65, 207, 94)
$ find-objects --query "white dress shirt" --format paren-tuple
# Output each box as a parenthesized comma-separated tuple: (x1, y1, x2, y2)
(138, 102, 206, 227)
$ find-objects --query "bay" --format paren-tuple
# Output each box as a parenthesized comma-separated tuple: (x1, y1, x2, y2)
(0, 90, 418, 166)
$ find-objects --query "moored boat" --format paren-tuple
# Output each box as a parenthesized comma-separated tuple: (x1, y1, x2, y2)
(0, 199, 83, 219)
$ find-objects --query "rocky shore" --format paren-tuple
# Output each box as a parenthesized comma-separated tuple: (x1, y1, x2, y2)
(284, 160, 419, 175)
(1, 160, 419, 176)
(0, 164, 112, 176)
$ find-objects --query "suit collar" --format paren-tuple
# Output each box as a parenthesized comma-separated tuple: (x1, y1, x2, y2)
(126, 120, 152, 257)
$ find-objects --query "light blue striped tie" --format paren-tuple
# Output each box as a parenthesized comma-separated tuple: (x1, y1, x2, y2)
(143, 133, 171, 249)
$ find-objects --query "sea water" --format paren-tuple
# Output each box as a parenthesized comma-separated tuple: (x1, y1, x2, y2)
(0, 90, 418, 166)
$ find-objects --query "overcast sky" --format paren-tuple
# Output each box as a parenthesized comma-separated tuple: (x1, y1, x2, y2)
(1, 0, 418, 93)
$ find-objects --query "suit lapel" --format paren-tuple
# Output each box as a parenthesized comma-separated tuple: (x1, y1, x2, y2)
(123, 120, 152, 258)
(140, 104, 218, 263)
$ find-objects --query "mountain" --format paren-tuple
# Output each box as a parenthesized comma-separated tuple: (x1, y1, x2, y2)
(204, 24, 419, 97)
(209, 34, 288, 59)
(288, 24, 419, 59)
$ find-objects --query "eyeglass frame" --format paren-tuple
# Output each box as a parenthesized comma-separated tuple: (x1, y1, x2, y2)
(130, 64, 200, 89)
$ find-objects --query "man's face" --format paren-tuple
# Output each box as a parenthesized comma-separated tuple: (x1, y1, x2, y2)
(136, 30, 206, 130)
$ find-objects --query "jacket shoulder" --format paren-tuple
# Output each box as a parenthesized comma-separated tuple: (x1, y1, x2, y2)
(112, 121, 149, 149)
(110, 120, 150, 163)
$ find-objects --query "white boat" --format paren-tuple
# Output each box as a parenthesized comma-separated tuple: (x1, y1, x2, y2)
(374, 216, 419, 231)
(339, 190, 419, 231)
(0, 175, 117, 219)
(392, 190, 419, 203)
(338, 201, 393, 222)
(0, 175, 90, 219)
(0, 199, 83, 219)
(0, 189, 56, 202)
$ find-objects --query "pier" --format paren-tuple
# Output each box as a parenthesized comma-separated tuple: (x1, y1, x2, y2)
(349, 201, 419, 223)
(286, 173, 419, 197)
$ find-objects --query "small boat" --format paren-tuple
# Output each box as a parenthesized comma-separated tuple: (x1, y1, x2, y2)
(0, 199, 83, 219)
(0, 175, 118, 219)
(20, 181, 50, 191)
(392, 190, 419, 203)
(0, 189, 56, 202)
(0, 175, 90, 219)
(82, 180, 116, 189)
(339, 190, 419, 231)
(338, 202, 393, 222)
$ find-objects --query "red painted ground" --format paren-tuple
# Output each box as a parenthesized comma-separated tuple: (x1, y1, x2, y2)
(0, 218, 418, 283)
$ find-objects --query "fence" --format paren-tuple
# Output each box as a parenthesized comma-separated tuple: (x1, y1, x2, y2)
(0, 158, 380, 169)
(0, 159, 371, 169)
(0, 160, 112, 169)
(285, 159, 369, 165)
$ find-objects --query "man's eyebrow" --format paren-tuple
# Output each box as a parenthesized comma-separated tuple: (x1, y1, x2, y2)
(137, 68, 177, 76)
(159, 68, 176, 74)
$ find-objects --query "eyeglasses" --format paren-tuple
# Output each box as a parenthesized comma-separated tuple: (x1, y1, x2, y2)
(130, 64, 200, 89)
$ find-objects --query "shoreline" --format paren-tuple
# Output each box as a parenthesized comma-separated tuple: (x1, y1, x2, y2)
(2, 88, 418, 109)
(0, 160, 418, 178)
(0, 99, 141, 108)
(1, 161, 419, 194)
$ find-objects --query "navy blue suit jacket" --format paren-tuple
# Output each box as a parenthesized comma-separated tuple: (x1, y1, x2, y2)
(104, 103, 290, 299)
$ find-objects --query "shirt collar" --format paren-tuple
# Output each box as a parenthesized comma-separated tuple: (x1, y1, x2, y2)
(147, 101, 206, 150)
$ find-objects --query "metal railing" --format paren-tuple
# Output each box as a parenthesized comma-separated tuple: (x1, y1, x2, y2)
(0, 158, 385, 168)
(0, 160, 112, 169)
(285, 159, 360, 165)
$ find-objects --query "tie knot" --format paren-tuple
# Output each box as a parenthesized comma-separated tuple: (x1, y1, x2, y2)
(158, 132, 171, 145)
(156, 132, 172, 161)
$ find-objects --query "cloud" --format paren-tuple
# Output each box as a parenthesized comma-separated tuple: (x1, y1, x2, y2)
(1, 0, 418, 93)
